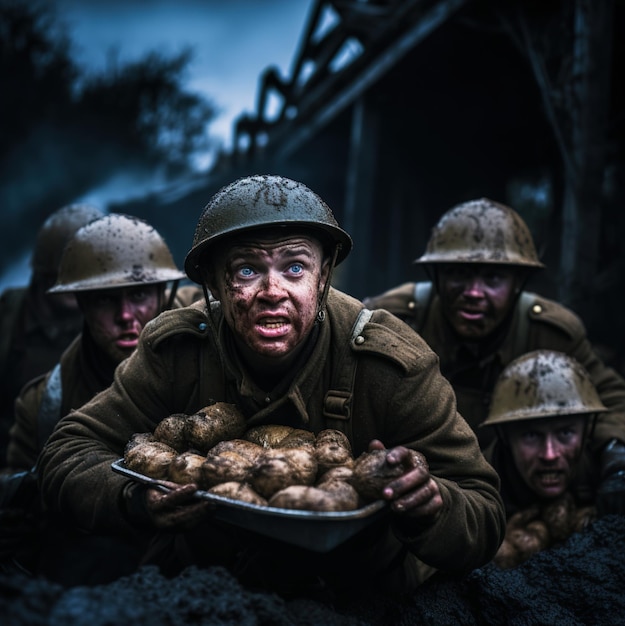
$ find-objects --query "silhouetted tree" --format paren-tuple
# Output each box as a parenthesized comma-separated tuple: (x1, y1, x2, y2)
(0, 0, 218, 277)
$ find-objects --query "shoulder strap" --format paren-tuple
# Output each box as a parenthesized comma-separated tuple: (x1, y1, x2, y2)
(36, 363, 63, 453)
(322, 308, 374, 439)
(511, 291, 535, 358)
(412, 281, 433, 332)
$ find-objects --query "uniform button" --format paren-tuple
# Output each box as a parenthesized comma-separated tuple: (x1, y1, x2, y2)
(198, 322, 208, 331)
(265, 396, 271, 404)
(408, 301, 416, 310)
(355, 335, 365, 345)
(531, 304, 543, 314)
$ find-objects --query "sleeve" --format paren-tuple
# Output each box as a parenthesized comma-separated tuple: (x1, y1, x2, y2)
(7, 374, 47, 470)
(353, 320, 505, 574)
(37, 324, 204, 534)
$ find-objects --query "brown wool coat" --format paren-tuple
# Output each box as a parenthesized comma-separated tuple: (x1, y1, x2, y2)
(39, 287, 504, 592)
(364, 282, 625, 451)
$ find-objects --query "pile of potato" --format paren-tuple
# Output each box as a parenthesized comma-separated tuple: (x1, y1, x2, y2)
(493, 492, 597, 569)
(123, 401, 422, 512)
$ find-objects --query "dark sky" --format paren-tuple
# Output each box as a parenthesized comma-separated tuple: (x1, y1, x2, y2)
(52, 0, 313, 155)
(1, 0, 313, 289)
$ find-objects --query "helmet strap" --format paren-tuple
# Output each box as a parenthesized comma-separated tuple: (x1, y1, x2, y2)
(165, 280, 180, 310)
(316, 244, 340, 323)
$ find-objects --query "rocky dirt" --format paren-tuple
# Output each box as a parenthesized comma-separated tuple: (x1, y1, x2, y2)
(1, 514, 624, 625)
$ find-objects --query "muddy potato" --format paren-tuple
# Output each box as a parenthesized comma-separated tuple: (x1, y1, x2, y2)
(319, 465, 354, 483)
(153, 414, 189, 452)
(124, 440, 177, 480)
(208, 481, 268, 506)
(208, 439, 265, 463)
(186, 402, 247, 453)
(124, 432, 155, 453)
(244, 424, 295, 448)
(269, 485, 354, 512)
(510, 520, 550, 560)
(168, 451, 206, 486)
(249, 448, 318, 499)
(314, 429, 353, 474)
(201, 450, 254, 488)
(278, 428, 316, 449)
(350, 448, 428, 501)
(316, 478, 361, 510)
(540, 493, 575, 542)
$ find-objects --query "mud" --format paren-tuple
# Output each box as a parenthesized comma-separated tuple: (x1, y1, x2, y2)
(1, 514, 623, 625)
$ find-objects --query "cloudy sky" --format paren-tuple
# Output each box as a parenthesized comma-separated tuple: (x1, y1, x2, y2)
(0, 0, 314, 289)
(53, 0, 314, 156)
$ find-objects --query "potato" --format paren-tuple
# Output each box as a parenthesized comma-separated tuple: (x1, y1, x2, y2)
(350, 448, 428, 501)
(208, 481, 267, 506)
(278, 428, 315, 449)
(168, 451, 206, 486)
(249, 448, 318, 499)
(124, 440, 177, 480)
(186, 402, 247, 453)
(244, 424, 295, 448)
(314, 429, 353, 474)
(201, 450, 254, 488)
(316, 478, 361, 510)
(318, 465, 354, 483)
(269, 485, 355, 512)
(154, 413, 189, 452)
(124, 432, 155, 452)
(208, 439, 265, 463)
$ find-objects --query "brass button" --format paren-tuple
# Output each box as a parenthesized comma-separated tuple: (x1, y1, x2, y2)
(532, 304, 543, 314)
(408, 301, 416, 310)
(355, 335, 365, 345)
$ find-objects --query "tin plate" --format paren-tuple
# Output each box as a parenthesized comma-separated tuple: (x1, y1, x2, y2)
(112, 459, 388, 552)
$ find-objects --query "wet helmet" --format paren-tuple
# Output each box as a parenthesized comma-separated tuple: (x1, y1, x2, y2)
(32, 203, 104, 274)
(48, 213, 185, 293)
(414, 198, 544, 268)
(184, 174, 353, 284)
(481, 350, 607, 427)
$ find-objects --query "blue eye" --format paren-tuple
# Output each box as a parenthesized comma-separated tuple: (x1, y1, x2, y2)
(290, 263, 303, 274)
(239, 266, 254, 277)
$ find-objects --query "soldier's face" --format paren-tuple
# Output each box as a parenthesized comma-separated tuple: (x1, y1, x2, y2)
(78, 285, 162, 364)
(210, 233, 329, 364)
(436, 264, 520, 340)
(505, 415, 586, 500)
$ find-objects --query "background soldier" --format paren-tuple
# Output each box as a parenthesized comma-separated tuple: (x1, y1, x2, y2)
(1, 213, 191, 583)
(363, 198, 625, 511)
(481, 350, 615, 568)
(0, 204, 103, 466)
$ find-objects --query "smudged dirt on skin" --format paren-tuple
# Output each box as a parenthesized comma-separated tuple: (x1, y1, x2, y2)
(2, 515, 624, 625)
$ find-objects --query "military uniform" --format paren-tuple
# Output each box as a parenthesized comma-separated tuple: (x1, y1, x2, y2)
(7, 284, 201, 471)
(39, 288, 504, 594)
(0, 286, 84, 466)
(363, 282, 625, 452)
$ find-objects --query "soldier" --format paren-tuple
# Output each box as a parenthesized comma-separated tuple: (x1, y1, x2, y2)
(480, 350, 618, 568)
(363, 198, 625, 512)
(1, 213, 193, 583)
(38, 175, 504, 597)
(0, 204, 103, 466)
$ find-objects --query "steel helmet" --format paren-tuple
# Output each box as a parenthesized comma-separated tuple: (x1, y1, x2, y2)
(184, 174, 353, 284)
(481, 350, 607, 427)
(414, 198, 544, 268)
(32, 203, 104, 273)
(49, 213, 185, 293)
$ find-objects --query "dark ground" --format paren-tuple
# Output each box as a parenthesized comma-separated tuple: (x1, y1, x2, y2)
(1, 515, 624, 626)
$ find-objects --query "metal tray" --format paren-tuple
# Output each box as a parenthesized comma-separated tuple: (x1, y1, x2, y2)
(112, 459, 388, 552)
